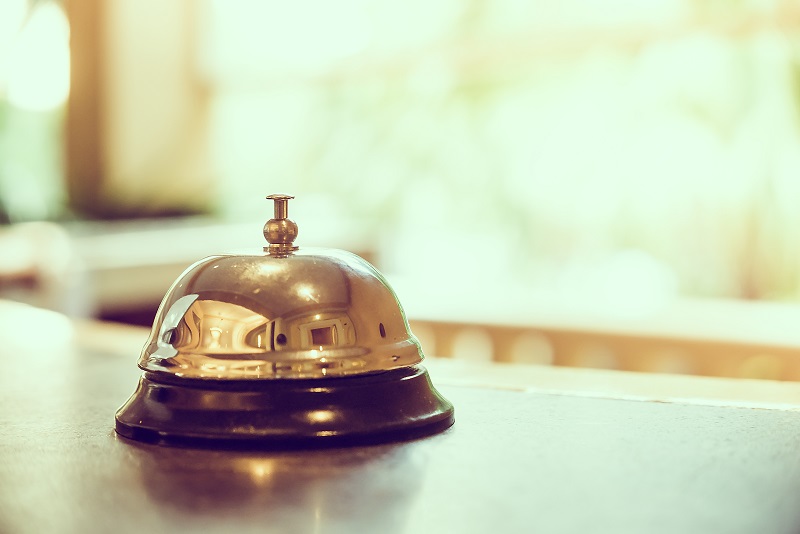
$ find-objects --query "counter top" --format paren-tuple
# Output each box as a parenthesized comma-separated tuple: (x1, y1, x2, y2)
(2, 301, 800, 533)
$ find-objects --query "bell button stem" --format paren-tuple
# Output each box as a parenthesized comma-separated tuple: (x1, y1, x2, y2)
(267, 194, 293, 220)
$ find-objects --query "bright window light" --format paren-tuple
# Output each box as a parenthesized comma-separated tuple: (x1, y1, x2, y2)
(0, 0, 27, 91)
(7, 2, 70, 111)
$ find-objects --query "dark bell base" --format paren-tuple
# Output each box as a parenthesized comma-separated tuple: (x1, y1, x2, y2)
(115, 365, 454, 448)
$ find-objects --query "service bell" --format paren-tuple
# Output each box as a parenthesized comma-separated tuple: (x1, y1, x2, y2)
(115, 194, 454, 446)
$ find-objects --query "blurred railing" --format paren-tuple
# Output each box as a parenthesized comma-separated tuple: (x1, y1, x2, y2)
(410, 319, 800, 381)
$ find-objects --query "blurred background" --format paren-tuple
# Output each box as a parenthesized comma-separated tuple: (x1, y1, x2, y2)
(4, 0, 800, 378)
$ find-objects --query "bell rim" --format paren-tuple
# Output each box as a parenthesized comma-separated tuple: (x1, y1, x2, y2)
(115, 365, 455, 448)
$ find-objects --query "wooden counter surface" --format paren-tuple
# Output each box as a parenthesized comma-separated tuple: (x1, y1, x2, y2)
(2, 301, 800, 533)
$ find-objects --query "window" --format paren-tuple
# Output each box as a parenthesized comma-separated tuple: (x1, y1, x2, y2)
(0, 0, 69, 222)
(66, 0, 800, 301)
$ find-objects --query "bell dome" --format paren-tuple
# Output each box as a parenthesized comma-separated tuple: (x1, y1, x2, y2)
(140, 248, 423, 379)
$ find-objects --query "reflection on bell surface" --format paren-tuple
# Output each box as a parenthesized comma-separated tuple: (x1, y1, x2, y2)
(115, 194, 455, 446)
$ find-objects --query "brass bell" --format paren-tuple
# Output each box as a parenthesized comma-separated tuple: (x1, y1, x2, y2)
(115, 194, 454, 446)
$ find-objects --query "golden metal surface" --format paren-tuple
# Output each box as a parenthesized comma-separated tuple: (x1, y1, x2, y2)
(263, 194, 299, 256)
(138, 196, 423, 379)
